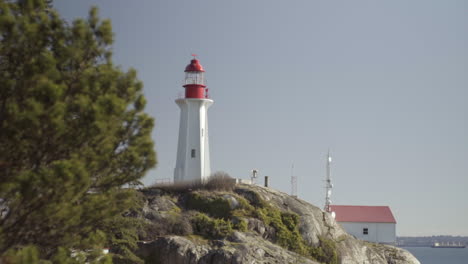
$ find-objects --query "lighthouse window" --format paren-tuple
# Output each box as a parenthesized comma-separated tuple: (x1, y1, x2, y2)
(185, 72, 205, 85)
(191, 149, 196, 158)
(363, 228, 368, 235)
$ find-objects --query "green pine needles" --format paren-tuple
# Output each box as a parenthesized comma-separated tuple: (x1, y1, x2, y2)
(0, 0, 156, 263)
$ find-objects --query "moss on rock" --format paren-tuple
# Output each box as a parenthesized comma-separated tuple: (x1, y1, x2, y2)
(185, 192, 233, 219)
(143, 186, 340, 263)
(191, 213, 233, 239)
(236, 187, 339, 264)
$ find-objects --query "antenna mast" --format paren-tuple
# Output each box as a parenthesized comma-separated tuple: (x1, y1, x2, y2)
(291, 163, 297, 197)
(324, 150, 333, 212)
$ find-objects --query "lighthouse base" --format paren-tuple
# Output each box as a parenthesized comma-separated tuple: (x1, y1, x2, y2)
(174, 98, 213, 183)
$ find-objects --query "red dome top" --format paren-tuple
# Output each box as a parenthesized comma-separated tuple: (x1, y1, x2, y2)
(185, 59, 205, 72)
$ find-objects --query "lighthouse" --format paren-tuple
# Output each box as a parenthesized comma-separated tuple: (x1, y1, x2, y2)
(174, 57, 213, 182)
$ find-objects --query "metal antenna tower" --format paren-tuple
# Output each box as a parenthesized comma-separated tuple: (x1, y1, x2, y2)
(291, 163, 297, 197)
(324, 150, 333, 212)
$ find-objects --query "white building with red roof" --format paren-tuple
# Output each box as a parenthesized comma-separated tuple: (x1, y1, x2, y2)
(329, 205, 396, 245)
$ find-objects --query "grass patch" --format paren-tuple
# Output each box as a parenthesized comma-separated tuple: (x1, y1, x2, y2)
(191, 213, 233, 239)
(185, 193, 252, 237)
(185, 192, 233, 219)
(255, 207, 307, 252)
(151, 172, 235, 193)
(185, 234, 209, 245)
(232, 218, 248, 232)
(308, 236, 339, 264)
(234, 188, 268, 208)
(236, 187, 339, 264)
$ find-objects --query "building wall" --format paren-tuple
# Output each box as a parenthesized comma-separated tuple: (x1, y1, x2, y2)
(339, 222, 396, 244)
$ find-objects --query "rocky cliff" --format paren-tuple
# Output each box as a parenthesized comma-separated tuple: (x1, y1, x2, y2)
(136, 183, 420, 264)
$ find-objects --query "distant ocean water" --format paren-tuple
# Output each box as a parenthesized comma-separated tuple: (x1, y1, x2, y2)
(403, 247, 468, 264)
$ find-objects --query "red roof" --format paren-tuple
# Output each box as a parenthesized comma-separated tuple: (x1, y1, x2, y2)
(329, 205, 396, 223)
(185, 59, 205, 72)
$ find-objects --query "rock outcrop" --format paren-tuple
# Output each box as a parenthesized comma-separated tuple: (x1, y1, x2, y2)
(138, 233, 318, 264)
(137, 184, 419, 264)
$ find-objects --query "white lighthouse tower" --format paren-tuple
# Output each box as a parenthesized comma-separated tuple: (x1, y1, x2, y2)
(174, 57, 213, 182)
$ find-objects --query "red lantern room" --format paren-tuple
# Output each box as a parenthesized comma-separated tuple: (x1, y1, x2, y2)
(183, 57, 207, 99)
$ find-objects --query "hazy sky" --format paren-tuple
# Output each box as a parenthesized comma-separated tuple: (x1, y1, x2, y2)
(54, 0, 468, 236)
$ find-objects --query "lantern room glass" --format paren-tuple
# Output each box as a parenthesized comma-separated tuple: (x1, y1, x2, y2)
(185, 72, 205, 86)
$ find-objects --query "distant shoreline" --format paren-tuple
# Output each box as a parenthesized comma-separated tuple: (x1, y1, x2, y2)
(400, 245, 431, 247)
(397, 236, 468, 248)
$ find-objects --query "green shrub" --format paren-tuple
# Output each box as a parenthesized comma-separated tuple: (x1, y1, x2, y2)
(151, 172, 235, 192)
(235, 196, 255, 212)
(191, 213, 233, 239)
(281, 212, 300, 231)
(253, 207, 305, 252)
(233, 218, 248, 232)
(1, 246, 40, 264)
(244, 193, 338, 263)
(143, 213, 193, 240)
(234, 188, 268, 208)
(185, 192, 232, 219)
(309, 236, 338, 264)
(204, 172, 236, 191)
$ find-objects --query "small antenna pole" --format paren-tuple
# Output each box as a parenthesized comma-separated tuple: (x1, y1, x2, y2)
(291, 163, 297, 197)
(324, 150, 333, 212)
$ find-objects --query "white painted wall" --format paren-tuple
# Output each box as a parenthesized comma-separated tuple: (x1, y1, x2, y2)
(339, 222, 396, 244)
(174, 98, 213, 182)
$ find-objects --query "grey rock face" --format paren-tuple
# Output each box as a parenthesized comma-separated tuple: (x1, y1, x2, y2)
(223, 194, 240, 209)
(237, 185, 420, 264)
(237, 184, 348, 244)
(246, 218, 273, 239)
(142, 195, 179, 220)
(138, 184, 420, 264)
(138, 234, 318, 264)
